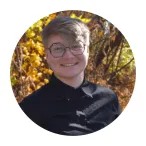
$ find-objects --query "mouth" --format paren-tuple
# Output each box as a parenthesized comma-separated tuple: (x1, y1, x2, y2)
(61, 62, 78, 67)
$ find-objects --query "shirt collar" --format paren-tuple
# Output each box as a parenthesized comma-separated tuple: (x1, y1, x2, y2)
(49, 73, 93, 99)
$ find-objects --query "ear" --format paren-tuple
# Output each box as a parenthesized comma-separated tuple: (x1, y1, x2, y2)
(44, 49, 49, 63)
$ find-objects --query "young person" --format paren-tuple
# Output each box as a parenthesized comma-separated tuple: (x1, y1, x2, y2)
(19, 17, 121, 136)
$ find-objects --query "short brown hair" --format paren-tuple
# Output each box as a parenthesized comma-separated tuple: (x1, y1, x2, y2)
(42, 16, 90, 49)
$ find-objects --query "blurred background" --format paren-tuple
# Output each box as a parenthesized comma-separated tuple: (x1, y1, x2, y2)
(10, 10, 136, 111)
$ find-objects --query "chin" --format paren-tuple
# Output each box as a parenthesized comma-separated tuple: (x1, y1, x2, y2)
(63, 71, 83, 78)
(55, 71, 80, 79)
(61, 74, 78, 78)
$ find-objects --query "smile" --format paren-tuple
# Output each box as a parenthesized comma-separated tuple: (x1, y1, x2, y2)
(61, 63, 78, 67)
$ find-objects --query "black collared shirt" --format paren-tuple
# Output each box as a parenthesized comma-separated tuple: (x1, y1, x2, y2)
(19, 74, 121, 136)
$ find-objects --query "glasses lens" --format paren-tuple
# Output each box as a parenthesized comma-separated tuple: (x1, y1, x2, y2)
(49, 41, 85, 58)
(50, 43, 64, 57)
(70, 41, 85, 55)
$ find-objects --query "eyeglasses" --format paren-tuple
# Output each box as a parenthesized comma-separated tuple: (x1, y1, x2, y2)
(48, 40, 85, 58)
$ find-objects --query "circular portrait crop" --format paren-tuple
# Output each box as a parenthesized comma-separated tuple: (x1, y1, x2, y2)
(10, 10, 136, 136)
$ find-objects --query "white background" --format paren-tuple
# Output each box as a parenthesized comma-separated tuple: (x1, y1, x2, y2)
(0, 0, 146, 146)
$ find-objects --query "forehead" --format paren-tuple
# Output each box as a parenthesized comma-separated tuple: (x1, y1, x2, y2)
(47, 34, 84, 47)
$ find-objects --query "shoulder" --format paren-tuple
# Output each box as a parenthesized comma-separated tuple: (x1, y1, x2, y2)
(87, 81, 117, 101)
(87, 81, 115, 94)
(87, 81, 121, 114)
(19, 83, 51, 109)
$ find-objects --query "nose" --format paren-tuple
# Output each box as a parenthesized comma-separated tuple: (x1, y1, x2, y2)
(62, 47, 74, 58)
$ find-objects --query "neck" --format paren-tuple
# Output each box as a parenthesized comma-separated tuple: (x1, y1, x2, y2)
(54, 73, 84, 88)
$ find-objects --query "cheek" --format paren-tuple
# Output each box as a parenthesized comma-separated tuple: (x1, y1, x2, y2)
(47, 59, 58, 67)
(79, 55, 89, 68)
(46, 56, 61, 70)
(46, 53, 56, 67)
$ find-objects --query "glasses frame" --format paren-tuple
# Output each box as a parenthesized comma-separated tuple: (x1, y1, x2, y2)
(48, 40, 86, 58)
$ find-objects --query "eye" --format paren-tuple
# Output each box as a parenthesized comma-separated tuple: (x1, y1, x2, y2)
(52, 47, 63, 52)
(71, 44, 82, 50)
(50, 43, 64, 52)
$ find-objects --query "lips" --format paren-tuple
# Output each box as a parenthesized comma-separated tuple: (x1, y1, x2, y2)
(61, 62, 78, 67)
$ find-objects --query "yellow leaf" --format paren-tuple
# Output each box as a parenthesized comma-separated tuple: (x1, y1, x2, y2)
(27, 87, 33, 93)
(44, 79, 49, 84)
(45, 13, 56, 25)
(99, 31, 103, 37)
(36, 85, 41, 89)
(70, 13, 76, 18)
(80, 18, 91, 23)
(37, 72, 42, 78)
(48, 69, 53, 75)
(39, 82, 45, 86)
(26, 30, 35, 38)
(70, 13, 91, 23)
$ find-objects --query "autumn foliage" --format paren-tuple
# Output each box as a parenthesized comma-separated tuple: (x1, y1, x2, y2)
(10, 10, 136, 111)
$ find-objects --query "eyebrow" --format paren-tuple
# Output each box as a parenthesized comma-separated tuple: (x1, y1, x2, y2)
(50, 41, 82, 47)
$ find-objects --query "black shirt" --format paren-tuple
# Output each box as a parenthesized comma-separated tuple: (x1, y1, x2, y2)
(19, 74, 121, 136)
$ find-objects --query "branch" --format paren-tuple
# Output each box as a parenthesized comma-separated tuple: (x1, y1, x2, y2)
(115, 57, 134, 74)
(104, 47, 118, 74)
(90, 32, 116, 48)
(115, 39, 124, 71)
(106, 57, 134, 78)
(12, 59, 20, 72)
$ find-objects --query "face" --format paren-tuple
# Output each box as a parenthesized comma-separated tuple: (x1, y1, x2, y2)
(45, 34, 89, 80)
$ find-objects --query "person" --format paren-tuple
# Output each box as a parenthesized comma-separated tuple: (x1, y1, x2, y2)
(19, 16, 121, 136)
